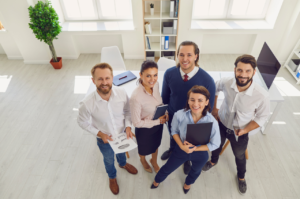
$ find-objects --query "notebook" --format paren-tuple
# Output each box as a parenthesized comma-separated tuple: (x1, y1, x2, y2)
(152, 104, 168, 120)
(113, 71, 137, 86)
(186, 122, 213, 146)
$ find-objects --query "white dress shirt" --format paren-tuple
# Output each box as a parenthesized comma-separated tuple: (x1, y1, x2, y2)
(216, 77, 270, 130)
(179, 66, 199, 80)
(77, 86, 132, 137)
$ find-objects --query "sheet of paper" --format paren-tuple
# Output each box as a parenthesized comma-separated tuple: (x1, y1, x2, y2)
(108, 133, 137, 154)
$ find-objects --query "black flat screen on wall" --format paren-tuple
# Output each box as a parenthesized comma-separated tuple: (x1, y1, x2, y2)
(257, 42, 281, 89)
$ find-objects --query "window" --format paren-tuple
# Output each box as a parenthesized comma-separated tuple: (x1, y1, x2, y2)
(192, 0, 271, 19)
(60, 0, 133, 21)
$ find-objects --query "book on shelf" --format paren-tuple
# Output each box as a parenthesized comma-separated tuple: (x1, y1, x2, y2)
(164, 36, 169, 50)
(161, 36, 165, 50)
(170, 0, 175, 17)
(175, 0, 179, 17)
(146, 36, 151, 50)
(144, 22, 152, 34)
(173, 20, 177, 34)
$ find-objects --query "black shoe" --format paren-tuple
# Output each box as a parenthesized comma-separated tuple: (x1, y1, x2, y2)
(161, 149, 172, 160)
(202, 161, 216, 172)
(237, 176, 247, 195)
(151, 182, 159, 189)
(183, 187, 190, 194)
(183, 161, 191, 175)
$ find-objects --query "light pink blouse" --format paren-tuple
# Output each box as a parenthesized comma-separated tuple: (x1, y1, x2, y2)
(130, 82, 163, 128)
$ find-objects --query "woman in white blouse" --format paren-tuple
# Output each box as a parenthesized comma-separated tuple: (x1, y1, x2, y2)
(130, 60, 168, 173)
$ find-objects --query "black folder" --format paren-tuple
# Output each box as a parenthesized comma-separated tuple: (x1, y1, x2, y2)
(152, 104, 168, 120)
(186, 122, 213, 146)
(113, 71, 137, 86)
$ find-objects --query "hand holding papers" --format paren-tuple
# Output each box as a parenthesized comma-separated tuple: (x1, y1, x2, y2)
(107, 133, 137, 154)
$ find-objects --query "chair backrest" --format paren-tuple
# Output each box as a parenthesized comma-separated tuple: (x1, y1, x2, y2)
(157, 57, 176, 71)
(101, 46, 126, 71)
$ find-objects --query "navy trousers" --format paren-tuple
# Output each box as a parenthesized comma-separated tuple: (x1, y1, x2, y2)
(155, 144, 208, 185)
(167, 114, 176, 151)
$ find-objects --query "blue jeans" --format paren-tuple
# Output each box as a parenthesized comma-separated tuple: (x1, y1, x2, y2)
(97, 138, 127, 179)
(155, 144, 208, 185)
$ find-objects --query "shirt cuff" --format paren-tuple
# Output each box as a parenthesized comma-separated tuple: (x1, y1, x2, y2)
(215, 91, 220, 96)
(91, 128, 99, 137)
(154, 119, 161, 126)
(253, 118, 267, 127)
(207, 143, 215, 152)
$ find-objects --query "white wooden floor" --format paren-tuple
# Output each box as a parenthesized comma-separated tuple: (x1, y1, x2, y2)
(0, 54, 300, 199)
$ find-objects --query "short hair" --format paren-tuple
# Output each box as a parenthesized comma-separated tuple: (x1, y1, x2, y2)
(234, 54, 257, 70)
(138, 60, 158, 84)
(184, 85, 211, 116)
(91, 63, 113, 77)
(177, 41, 200, 67)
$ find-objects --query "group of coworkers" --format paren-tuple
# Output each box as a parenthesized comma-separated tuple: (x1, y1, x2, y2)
(77, 41, 270, 196)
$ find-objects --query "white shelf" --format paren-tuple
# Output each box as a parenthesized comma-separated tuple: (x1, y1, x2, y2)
(162, 13, 178, 19)
(145, 42, 161, 51)
(161, 33, 177, 36)
(145, 28, 160, 36)
(285, 64, 299, 81)
(161, 43, 176, 51)
(293, 50, 300, 59)
(144, 13, 160, 19)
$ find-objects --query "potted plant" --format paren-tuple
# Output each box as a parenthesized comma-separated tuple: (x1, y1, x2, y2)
(28, 1, 62, 69)
(150, 3, 154, 16)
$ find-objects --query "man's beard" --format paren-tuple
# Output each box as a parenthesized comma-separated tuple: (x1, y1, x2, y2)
(97, 84, 112, 94)
(235, 75, 253, 87)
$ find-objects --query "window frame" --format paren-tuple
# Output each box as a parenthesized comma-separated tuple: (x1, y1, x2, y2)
(59, 0, 133, 21)
(192, 0, 271, 20)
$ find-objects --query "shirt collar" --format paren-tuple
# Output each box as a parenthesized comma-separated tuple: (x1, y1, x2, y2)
(231, 78, 255, 96)
(180, 66, 198, 77)
(94, 86, 117, 101)
(185, 109, 208, 123)
(139, 82, 156, 95)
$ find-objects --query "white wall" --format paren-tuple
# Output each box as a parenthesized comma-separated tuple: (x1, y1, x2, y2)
(0, 32, 23, 59)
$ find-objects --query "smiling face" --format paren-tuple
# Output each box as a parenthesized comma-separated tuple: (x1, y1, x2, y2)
(234, 61, 256, 87)
(139, 67, 158, 89)
(188, 92, 209, 115)
(92, 68, 113, 95)
(178, 45, 198, 74)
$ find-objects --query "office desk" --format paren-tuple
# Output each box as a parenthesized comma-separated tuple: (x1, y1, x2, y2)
(86, 71, 284, 135)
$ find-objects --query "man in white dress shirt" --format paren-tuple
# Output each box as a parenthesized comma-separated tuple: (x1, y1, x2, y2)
(77, 63, 138, 195)
(202, 55, 270, 195)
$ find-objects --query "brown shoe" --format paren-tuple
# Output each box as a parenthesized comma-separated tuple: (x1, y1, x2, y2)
(119, 163, 138, 174)
(109, 178, 119, 195)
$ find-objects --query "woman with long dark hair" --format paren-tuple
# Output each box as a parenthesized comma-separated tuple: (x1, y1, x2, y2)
(130, 60, 168, 173)
(151, 85, 220, 193)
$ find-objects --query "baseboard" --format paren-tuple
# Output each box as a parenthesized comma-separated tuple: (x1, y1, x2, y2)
(7, 56, 23, 60)
(61, 54, 80, 59)
(124, 55, 144, 59)
(23, 60, 50, 64)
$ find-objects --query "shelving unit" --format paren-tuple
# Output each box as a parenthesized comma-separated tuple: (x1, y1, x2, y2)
(142, 0, 180, 62)
(284, 38, 300, 84)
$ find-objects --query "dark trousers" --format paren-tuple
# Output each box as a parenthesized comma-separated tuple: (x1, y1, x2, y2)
(167, 114, 176, 151)
(155, 144, 208, 185)
(211, 122, 249, 179)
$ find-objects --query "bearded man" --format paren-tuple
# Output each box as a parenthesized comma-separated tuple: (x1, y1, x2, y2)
(77, 63, 138, 195)
(202, 54, 270, 195)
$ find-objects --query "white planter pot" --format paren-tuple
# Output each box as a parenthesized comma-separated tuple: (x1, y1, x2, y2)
(150, 8, 154, 16)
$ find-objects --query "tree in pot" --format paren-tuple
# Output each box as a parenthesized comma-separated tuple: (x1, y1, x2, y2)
(28, 0, 62, 69)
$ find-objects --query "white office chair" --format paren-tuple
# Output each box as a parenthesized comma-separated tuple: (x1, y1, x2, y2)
(101, 46, 126, 70)
(157, 57, 176, 71)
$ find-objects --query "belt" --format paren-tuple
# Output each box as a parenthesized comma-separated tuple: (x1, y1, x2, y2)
(220, 122, 234, 134)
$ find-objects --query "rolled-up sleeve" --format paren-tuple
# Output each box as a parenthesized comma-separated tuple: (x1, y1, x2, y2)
(207, 119, 221, 151)
(253, 95, 270, 127)
(123, 92, 132, 128)
(130, 97, 160, 128)
(171, 112, 180, 137)
(215, 77, 226, 96)
(77, 102, 99, 136)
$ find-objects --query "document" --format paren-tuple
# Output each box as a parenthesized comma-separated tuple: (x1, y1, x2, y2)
(108, 133, 137, 154)
(153, 104, 168, 120)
